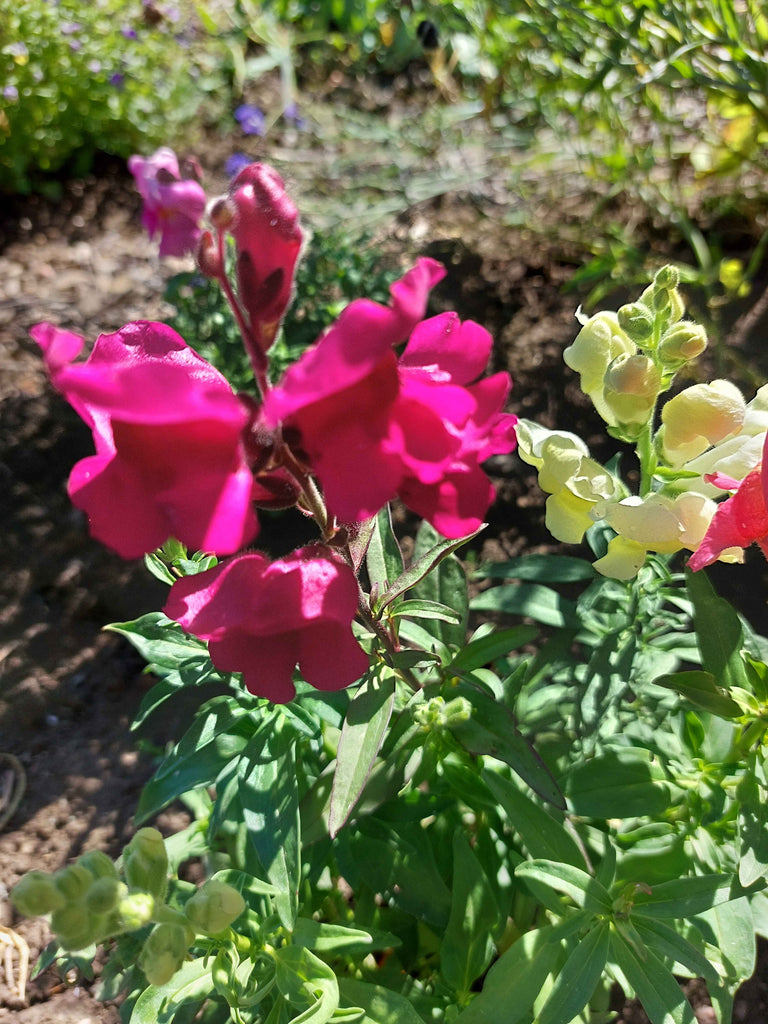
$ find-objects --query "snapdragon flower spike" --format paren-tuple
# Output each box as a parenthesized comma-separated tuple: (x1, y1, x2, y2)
(128, 147, 207, 257)
(266, 264, 517, 537)
(164, 547, 368, 703)
(228, 163, 303, 351)
(31, 321, 259, 559)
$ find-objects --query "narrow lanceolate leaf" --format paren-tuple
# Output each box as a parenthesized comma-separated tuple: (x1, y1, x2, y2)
(364, 505, 403, 588)
(514, 860, 612, 913)
(454, 915, 590, 1024)
(441, 832, 500, 995)
(654, 670, 742, 718)
(631, 873, 738, 919)
(610, 926, 696, 1024)
(375, 522, 483, 617)
(483, 770, 584, 867)
(686, 567, 750, 692)
(329, 669, 396, 837)
(338, 979, 424, 1024)
(737, 772, 768, 887)
(537, 920, 610, 1024)
(448, 625, 539, 673)
(106, 612, 208, 670)
(238, 725, 301, 930)
(470, 582, 579, 629)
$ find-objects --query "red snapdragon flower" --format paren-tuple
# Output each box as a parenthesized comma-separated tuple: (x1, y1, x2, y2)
(164, 547, 368, 703)
(32, 321, 259, 559)
(128, 147, 207, 258)
(687, 459, 768, 571)
(265, 262, 518, 537)
(228, 163, 304, 350)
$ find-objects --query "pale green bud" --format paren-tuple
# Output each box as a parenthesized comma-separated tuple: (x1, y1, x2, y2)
(51, 903, 99, 951)
(86, 876, 121, 915)
(140, 923, 189, 987)
(654, 265, 680, 290)
(54, 863, 93, 903)
(79, 850, 119, 881)
(12, 871, 66, 917)
(123, 828, 168, 901)
(184, 881, 246, 935)
(658, 322, 707, 363)
(117, 890, 155, 931)
(617, 302, 653, 343)
(603, 354, 662, 426)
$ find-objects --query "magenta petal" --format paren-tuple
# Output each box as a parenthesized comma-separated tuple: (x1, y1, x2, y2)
(298, 624, 368, 691)
(400, 313, 493, 384)
(30, 322, 85, 374)
(69, 454, 171, 558)
(689, 467, 768, 570)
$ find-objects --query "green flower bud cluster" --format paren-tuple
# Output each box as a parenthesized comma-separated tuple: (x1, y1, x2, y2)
(566, 265, 708, 441)
(414, 695, 472, 732)
(12, 827, 247, 989)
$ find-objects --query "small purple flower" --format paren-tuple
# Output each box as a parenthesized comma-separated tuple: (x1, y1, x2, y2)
(61, 21, 82, 34)
(8, 43, 28, 59)
(284, 102, 307, 131)
(3, 85, 19, 102)
(121, 25, 138, 39)
(109, 72, 125, 89)
(225, 152, 251, 179)
(234, 104, 265, 136)
(69, 39, 82, 51)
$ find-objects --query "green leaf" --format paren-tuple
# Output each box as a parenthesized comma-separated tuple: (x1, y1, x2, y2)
(376, 522, 481, 618)
(483, 770, 584, 867)
(610, 927, 696, 1024)
(686, 567, 750, 692)
(514, 860, 613, 913)
(239, 725, 301, 930)
(738, 772, 768, 887)
(329, 669, 396, 837)
(694, 896, 756, 982)
(450, 685, 565, 808)
(537, 920, 610, 1024)
(632, 917, 721, 989)
(144, 552, 176, 585)
(105, 613, 208, 671)
(130, 958, 213, 1024)
(405, 520, 472, 647)
(292, 919, 400, 955)
(209, 868, 278, 898)
(654, 670, 742, 718)
(473, 554, 596, 583)
(136, 699, 255, 822)
(562, 750, 671, 819)
(365, 506, 404, 590)
(632, 873, 738, 919)
(441, 832, 500, 995)
(454, 916, 590, 1024)
(338, 979, 424, 1024)
(391, 598, 463, 623)
(273, 946, 339, 1024)
(448, 626, 539, 673)
(470, 583, 579, 628)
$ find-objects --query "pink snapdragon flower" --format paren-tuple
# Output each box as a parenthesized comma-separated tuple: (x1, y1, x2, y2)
(687, 460, 768, 571)
(164, 547, 368, 703)
(265, 262, 518, 537)
(128, 147, 207, 257)
(31, 321, 259, 559)
(228, 163, 304, 350)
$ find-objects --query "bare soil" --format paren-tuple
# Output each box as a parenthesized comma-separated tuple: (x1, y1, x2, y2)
(2, 142, 768, 1023)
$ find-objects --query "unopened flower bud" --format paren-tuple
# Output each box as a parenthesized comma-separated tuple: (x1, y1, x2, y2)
(140, 923, 189, 987)
(123, 828, 168, 901)
(12, 871, 65, 917)
(184, 880, 245, 935)
(603, 354, 661, 426)
(54, 863, 93, 903)
(86, 876, 121, 915)
(658, 322, 707, 363)
(78, 850, 119, 881)
(617, 302, 653, 343)
(117, 890, 155, 931)
(196, 229, 223, 278)
(654, 265, 680, 290)
(51, 903, 99, 951)
(207, 195, 235, 230)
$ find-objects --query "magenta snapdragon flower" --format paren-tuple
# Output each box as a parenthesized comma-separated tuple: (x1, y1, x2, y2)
(164, 547, 368, 703)
(32, 321, 259, 559)
(688, 460, 768, 571)
(265, 262, 518, 537)
(128, 147, 207, 257)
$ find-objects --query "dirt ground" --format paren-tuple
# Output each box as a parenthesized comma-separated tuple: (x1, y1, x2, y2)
(2, 147, 768, 1023)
